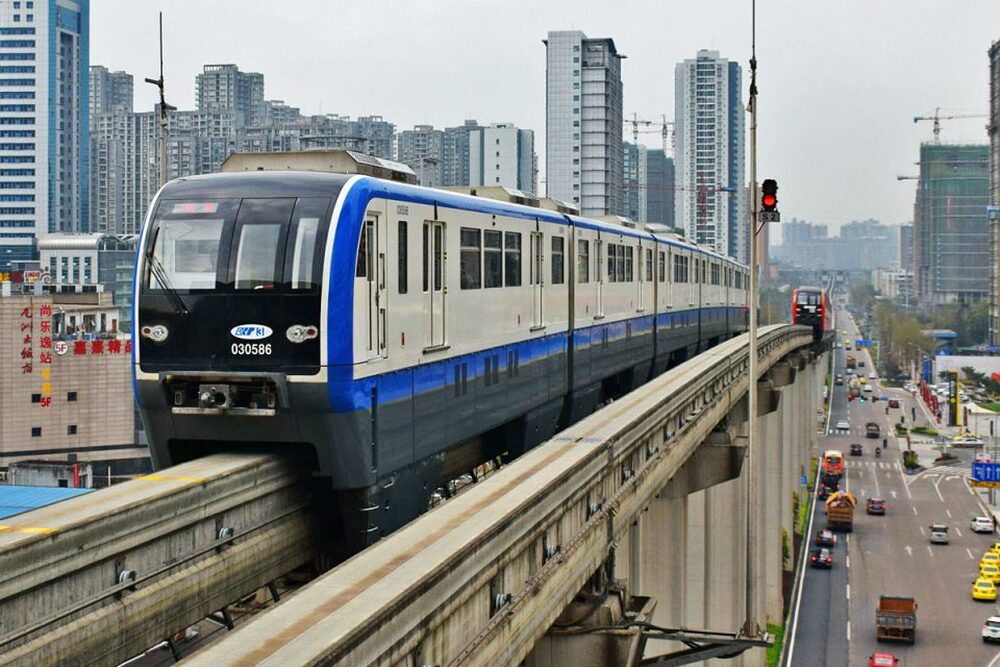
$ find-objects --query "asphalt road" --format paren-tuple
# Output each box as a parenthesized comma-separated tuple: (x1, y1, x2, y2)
(790, 309, 1000, 667)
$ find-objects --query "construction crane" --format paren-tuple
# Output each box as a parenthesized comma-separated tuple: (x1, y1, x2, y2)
(913, 107, 988, 143)
(626, 113, 675, 154)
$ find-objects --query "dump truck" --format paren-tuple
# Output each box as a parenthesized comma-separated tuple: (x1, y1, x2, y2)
(846, 354, 857, 369)
(876, 595, 917, 643)
(866, 422, 881, 439)
(848, 378, 862, 399)
(825, 490, 856, 532)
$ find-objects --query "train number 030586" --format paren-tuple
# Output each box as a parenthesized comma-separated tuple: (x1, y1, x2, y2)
(231, 343, 272, 355)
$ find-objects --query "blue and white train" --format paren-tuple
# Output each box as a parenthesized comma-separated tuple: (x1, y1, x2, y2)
(133, 166, 749, 556)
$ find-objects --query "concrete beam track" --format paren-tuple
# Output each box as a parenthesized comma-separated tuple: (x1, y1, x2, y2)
(0, 454, 316, 666)
(185, 324, 816, 667)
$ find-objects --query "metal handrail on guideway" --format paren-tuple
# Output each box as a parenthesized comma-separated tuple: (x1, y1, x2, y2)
(187, 324, 814, 667)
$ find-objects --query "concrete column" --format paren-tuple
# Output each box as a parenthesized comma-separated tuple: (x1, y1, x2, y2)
(684, 490, 708, 630)
(640, 492, 687, 630)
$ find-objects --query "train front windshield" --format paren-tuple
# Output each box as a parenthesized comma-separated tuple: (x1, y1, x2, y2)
(138, 197, 331, 374)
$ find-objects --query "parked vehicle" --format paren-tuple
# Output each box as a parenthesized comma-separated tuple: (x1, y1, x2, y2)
(974, 578, 998, 601)
(981, 564, 1000, 584)
(929, 524, 949, 544)
(972, 516, 995, 534)
(866, 422, 881, 439)
(875, 595, 917, 643)
(825, 491, 856, 532)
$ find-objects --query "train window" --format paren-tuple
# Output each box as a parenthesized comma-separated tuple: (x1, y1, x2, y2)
(551, 236, 565, 284)
(422, 224, 429, 292)
(460, 227, 482, 290)
(433, 225, 443, 291)
(484, 230, 502, 288)
(658, 251, 665, 282)
(231, 199, 293, 290)
(355, 224, 369, 278)
(398, 221, 407, 294)
(577, 239, 589, 283)
(504, 232, 521, 287)
(607, 244, 616, 283)
(622, 246, 631, 282)
(285, 197, 329, 291)
(645, 248, 653, 282)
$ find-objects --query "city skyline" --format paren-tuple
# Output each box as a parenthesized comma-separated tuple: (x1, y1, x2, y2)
(89, 0, 1000, 233)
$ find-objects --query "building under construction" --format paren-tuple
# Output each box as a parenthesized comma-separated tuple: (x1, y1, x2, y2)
(913, 143, 991, 309)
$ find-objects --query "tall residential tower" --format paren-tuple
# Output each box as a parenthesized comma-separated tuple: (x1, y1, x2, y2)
(544, 30, 624, 215)
(674, 50, 745, 262)
(0, 0, 90, 270)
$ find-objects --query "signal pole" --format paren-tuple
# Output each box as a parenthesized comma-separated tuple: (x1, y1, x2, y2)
(144, 12, 175, 189)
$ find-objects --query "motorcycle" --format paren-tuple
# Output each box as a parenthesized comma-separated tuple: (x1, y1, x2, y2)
(875, 447, 881, 458)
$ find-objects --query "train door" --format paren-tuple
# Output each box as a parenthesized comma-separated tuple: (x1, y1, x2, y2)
(636, 240, 645, 312)
(361, 210, 388, 358)
(424, 221, 446, 348)
(530, 227, 544, 328)
(595, 233, 604, 317)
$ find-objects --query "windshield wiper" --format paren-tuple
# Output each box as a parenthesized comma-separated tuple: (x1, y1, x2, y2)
(146, 251, 190, 316)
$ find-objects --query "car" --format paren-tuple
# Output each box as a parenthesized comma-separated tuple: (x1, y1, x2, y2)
(929, 523, 949, 544)
(867, 498, 886, 515)
(888, 399, 900, 408)
(976, 453, 992, 464)
(818, 484, 831, 500)
(981, 564, 1000, 584)
(954, 434, 985, 447)
(982, 552, 1000, 569)
(868, 654, 899, 667)
(859, 360, 866, 368)
(987, 541, 1000, 557)
(972, 516, 995, 533)
(816, 529, 837, 546)
(846, 345, 853, 351)
(869, 371, 877, 379)
(850, 443, 863, 456)
(974, 577, 999, 601)
(810, 547, 833, 568)
(859, 377, 867, 385)
(983, 616, 1000, 643)
(835, 420, 850, 431)
(862, 384, 874, 393)
(835, 376, 844, 386)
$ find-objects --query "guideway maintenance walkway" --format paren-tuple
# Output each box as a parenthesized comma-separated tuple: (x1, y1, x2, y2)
(186, 324, 821, 667)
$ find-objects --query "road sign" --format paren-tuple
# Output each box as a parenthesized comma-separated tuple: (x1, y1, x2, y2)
(759, 211, 780, 223)
(972, 461, 1000, 482)
(970, 480, 1000, 489)
(855, 340, 872, 348)
(801, 474, 808, 487)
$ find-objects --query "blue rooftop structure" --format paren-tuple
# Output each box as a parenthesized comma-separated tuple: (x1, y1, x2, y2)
(0, 485, 92, 520)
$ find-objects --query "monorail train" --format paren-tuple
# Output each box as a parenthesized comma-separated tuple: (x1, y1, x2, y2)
(791, 285, 833, 341)
(134, 167, 750, 557)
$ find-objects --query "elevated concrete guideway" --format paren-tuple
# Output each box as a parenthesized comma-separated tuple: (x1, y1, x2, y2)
(187, 324, 823, 667)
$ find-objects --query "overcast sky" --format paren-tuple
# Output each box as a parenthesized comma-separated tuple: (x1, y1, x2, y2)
(92, 1, 999, 238)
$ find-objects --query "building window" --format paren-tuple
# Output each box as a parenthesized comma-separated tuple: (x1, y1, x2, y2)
(31, 426, 40, 437)
(67, 425, 77, 435)
(30, 393, 40, 403)
(67, 391, 76, 401)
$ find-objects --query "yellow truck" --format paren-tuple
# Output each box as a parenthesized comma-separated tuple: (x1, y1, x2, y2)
(825, 490, 856, 532)
(846, 354, 857, 369)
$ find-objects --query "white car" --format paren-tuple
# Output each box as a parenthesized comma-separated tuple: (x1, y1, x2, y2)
(971, 516, 995, 534)
(868, 372, 877, 380)
(862, 384, 873, 393)
(954, 434, 985, 447)
(984, 616, 1000, 643)
(835, 420, 850, 431)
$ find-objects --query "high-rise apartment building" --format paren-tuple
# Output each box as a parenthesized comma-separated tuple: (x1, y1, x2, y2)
(441, 120, 481, 187)
(914, 143, 991, 308)
(623, 142, 647, 222)
(674, 50, 746, 262)
(898, 223, 913, 272)
(89, 66, 131, 116)
(469, 123, 534, 191)
(544, 30, 624, 215)
(195, 64, 265, 126)
(989, 40, 1000, 343)
(396, 125, 444, 186)
(646, 149, 674, 226)
(0, 0, 90, 271)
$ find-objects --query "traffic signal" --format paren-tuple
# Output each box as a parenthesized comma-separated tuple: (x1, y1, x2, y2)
(761, 179, 778, 211)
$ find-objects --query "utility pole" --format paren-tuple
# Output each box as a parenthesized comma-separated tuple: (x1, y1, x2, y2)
(144, 12, 175, 189)
(743, 0, 762, 640)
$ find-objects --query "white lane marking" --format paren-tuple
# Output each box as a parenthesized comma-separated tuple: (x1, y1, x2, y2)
(897, 461, 913, 499)
(969, 548, 976, 560)
(919, 526, 926, 536)
(846, 621, 851, 642)
(947, 509, 953, 519)
(846, 583, 851, 600)
(913, 506, 919, 516)
(846, 555, 850, 568)
(947, 475, 958, 481)
(927, 545, 934, 557)
(846, 534, 851, 546)
(891, 490, 898, 498)
(905, 545, 914, 556)
(987, 648, 1000, 667)
(956, 526, 963, 538)
(933, 475, 946, 503)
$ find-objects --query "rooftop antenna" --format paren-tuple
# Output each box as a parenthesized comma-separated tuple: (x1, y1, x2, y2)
(144, 12, 176, 189)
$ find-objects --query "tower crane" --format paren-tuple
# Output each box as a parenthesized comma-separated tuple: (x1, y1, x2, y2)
(626, 113, 675, 155)
(913, 107, 988, 143)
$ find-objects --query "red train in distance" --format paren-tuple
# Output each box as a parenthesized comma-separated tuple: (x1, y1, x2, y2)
(792, 286, 833, 341)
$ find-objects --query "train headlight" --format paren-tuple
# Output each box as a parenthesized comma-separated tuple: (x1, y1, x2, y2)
(141, 324, 169, 342)
(286, 325, 318, 343)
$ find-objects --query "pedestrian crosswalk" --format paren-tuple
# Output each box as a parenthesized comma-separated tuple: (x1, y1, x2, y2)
(846, 460, 898, 470)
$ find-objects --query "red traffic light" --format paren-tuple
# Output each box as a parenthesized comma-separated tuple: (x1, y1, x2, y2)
(762, 193, 777, 208)
(761, 179, 778, 212)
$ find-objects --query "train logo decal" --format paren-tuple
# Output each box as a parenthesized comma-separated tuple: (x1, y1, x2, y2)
(230, 324, 273, 341)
